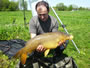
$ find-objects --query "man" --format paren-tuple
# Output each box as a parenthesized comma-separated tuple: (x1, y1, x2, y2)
(19, 1, 68, 68)
(29, 1, 66, 53)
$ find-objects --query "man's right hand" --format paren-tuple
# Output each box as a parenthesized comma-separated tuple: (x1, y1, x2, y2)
(36, 45, 46, 52)
(30, 33, 46, 52)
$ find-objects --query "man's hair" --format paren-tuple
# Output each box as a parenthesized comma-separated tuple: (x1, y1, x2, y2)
(35, 1, 49, 12)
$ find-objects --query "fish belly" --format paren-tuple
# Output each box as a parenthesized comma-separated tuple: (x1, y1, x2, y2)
(42, 40, 58, 49)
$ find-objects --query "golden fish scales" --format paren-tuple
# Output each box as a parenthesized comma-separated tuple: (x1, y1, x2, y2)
(13, 32, 73, 64)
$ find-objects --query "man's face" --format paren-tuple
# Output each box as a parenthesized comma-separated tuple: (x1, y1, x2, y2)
(36, 5, 49, 22)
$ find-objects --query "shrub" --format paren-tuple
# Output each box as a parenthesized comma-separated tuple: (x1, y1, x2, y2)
(0, 0, 19, 11)
(8, 1, 19, 11)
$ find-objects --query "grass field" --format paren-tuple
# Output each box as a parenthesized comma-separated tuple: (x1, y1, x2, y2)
(0, 10, 90, 68)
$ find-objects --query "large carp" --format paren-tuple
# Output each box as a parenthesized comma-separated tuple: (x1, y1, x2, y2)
(13, 32, 73, 64)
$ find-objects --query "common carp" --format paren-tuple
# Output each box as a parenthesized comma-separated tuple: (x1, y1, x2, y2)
(13, 32, 73, 65)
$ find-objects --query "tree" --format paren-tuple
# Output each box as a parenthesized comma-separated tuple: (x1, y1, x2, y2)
(72, 4, 78, 10)
(56, 3, 67, 11)
(0, 0, 9, 11)
(0, 0, 19, 11)
(56, 3, 64, 11)
(79, 7, 85, 10)
(8, 1, 19, 11)
(68, 5, 73, 11)
(64, 5, 68, 11)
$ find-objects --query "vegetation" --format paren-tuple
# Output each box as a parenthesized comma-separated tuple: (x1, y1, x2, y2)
(0, 10, 90, 68)
(0, 51, 19, 68)
(0, 11, 32, 40)
(0, 0, 89, 11)
(0, 0, 19, 11)
(0, 0, 28, 11)
(55, 3, 90, 11)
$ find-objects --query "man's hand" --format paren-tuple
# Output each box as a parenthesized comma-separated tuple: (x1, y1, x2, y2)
(36, 41, 65, 52)
(36, 45, 46, 52)
(58, 41, 66, 47)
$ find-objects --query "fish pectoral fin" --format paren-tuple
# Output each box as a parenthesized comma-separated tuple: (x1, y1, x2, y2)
(20, 53, 27, 65)
(44, 49, 50, 57)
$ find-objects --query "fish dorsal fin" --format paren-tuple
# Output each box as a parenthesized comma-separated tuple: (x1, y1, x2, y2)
(20, 53, 27, 65)
(44, 49, 50, 57)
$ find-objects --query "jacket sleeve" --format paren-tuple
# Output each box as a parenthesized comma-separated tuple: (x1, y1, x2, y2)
(52, 20, 59, 32)
(29, 18, 37, 34)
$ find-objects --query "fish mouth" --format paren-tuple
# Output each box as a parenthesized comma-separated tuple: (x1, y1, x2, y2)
(69, 35, 73, 40)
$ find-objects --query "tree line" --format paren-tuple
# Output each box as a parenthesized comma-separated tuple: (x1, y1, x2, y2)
(0, 0, 28, 11)
(0, 0, 19, 11)
(0, 0, 89, 11)
(55, 3, 90, 11)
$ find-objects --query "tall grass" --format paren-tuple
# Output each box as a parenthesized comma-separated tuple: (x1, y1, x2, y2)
(0, 11, 32, 41)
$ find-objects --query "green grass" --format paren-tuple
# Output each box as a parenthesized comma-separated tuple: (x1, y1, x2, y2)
(52, 10, 90, 68)
(0, 10, 90, 68)
(0, 11, 32, 41)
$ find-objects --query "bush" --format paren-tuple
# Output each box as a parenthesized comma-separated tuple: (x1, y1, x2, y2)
(8, 1, 19, 11)
(0, 0, 9, 11)
(0, 0, 19, 11)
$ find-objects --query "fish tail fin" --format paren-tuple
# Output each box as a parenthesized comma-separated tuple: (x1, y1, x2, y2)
(13, 48, 24, 59)
(20, 53, 27, 65)
(13, 48, 32, 65)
